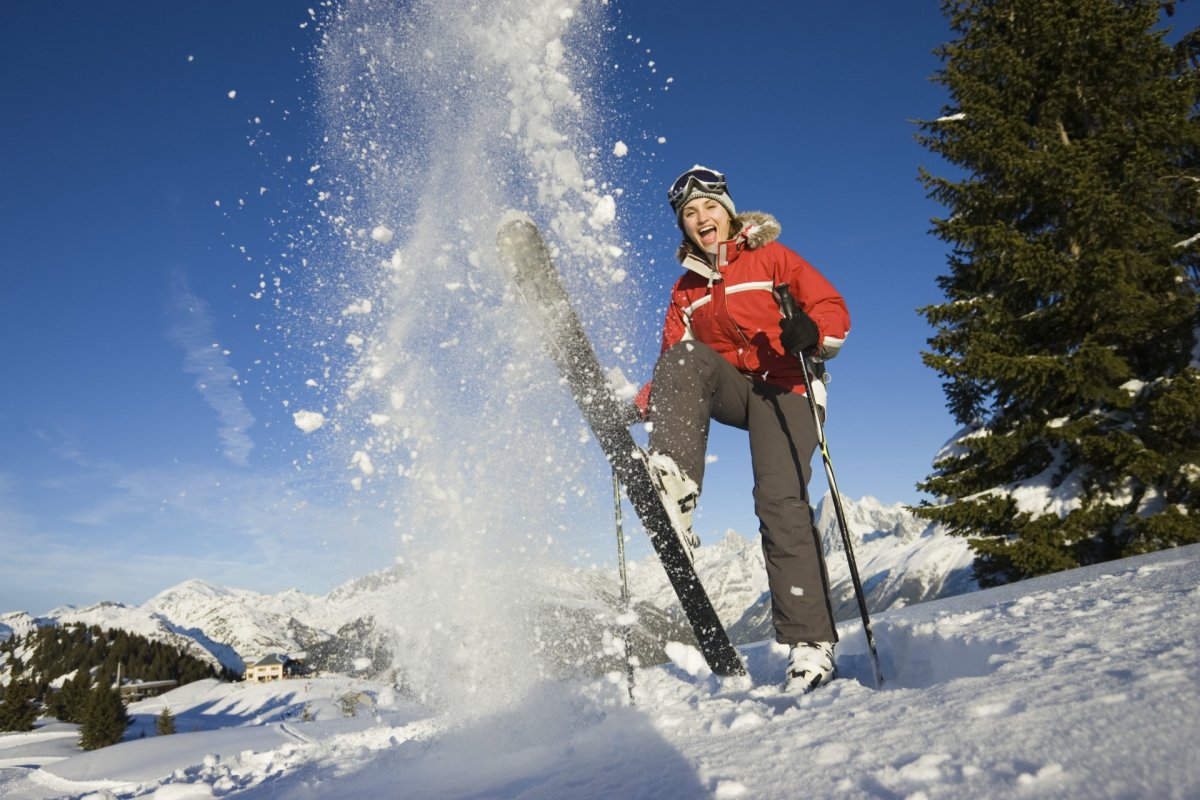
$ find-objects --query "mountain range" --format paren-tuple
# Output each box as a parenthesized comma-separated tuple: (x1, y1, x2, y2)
(0, 494, 977, 681)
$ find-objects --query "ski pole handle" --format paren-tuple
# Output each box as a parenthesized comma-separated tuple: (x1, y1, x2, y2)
(773, 283, 799, 323)
(773, 283, 808, 361)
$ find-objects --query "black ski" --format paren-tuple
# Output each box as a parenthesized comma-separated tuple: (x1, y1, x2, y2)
(497, 214, 745, 677)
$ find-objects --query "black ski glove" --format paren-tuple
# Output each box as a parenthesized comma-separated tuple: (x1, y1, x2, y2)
(779, 309, 820, 356)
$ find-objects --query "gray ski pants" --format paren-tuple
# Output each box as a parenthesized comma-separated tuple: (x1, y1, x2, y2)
(647, 340, 838, 645)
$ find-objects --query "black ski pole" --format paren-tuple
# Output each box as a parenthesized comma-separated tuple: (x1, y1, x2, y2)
(612, 470, 636, 703)
(773, 284, 884, 688)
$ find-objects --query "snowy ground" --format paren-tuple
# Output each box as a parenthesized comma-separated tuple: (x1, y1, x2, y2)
(1, 544, 1196, 799)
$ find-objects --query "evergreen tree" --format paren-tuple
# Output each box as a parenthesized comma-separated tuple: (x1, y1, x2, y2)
(50, 669, 92, 724)
(155, 706, 177, 736)
(78, 676, 129, 750)
(915, 0, 1200, 585)
(0, 679, 38, 732)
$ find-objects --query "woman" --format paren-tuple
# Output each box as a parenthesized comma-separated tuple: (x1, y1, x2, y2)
(637, 165, 850, 693)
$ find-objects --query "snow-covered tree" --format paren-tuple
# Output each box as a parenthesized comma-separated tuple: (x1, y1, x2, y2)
(915, 0, 1200, 585)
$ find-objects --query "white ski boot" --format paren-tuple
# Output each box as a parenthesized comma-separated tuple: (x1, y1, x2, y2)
(785, 641, 836, 693)
(645, 452, 701, 563)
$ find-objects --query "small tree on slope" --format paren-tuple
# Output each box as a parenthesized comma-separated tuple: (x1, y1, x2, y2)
(156, 706, 177, 736)
(914, 0, 1200, 586)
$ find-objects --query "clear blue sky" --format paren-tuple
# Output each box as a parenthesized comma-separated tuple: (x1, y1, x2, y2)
(3, 2, 1194, 613)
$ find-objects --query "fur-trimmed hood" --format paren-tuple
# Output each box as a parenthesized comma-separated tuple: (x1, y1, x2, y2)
(676, 210, 782, 279)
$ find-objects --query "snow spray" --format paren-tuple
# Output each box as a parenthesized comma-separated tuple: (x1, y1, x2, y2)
(306, 0, 641, 716)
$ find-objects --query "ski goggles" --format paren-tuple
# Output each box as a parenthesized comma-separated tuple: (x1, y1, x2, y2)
(667, 166, 727, 212)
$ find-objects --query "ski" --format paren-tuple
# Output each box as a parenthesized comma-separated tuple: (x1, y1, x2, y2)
(497, 214, 745, 677)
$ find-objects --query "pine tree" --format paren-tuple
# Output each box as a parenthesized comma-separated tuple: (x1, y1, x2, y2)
(78, 677, 129, 750)
(0, 679, 38, 732)
(155, 706, 177, 736)
(915, 0, 1200, 585)
(50, 669, 92, 724)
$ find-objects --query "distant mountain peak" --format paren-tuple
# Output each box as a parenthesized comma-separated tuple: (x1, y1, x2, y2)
(148, 578, 239, 604)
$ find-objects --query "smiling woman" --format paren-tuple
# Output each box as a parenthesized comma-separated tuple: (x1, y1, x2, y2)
(636, 163, 852, 692)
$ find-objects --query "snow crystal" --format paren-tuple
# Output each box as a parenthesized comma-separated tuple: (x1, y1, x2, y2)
(612, 140, 628, 157)
(371, 225, 394, 244)
(588, 194, 616, 229)
(292, 410, 326, 433)
(226, 90, 236, 99)
(350, 450, 375, 476)
(605, 366, 637, 401)
(342, 299, 373, 315)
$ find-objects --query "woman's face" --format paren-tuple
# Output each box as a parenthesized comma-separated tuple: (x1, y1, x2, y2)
(681, 197, 732, 255)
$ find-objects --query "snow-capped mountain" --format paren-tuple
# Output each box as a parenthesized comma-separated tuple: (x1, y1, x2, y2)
(628, 493, 977, 644)
(816, 493, 977, 619)
(0, 611, 42, 643)
(140, 579, 329, 671)
(0, 495, 975, 683)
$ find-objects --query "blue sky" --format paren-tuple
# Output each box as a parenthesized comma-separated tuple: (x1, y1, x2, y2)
(3, 2, 1194, 613)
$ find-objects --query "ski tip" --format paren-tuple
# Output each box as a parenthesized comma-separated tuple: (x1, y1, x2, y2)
(496, 212, 551, 278)
(497, 209, 536, 235)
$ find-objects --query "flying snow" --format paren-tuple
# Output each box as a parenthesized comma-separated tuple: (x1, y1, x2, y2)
(292, 410, 326, 433)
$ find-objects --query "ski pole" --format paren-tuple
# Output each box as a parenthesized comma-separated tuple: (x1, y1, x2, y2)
(773, 284, 884, 688)
(612, 470, 636, 703)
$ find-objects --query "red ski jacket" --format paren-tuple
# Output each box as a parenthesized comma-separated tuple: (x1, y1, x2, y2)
(657, 211, 850, 401)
